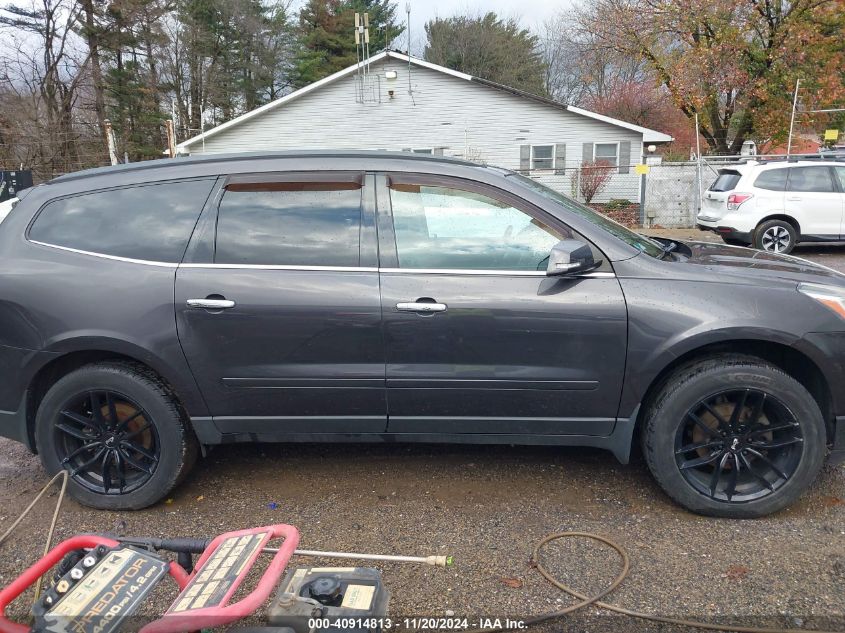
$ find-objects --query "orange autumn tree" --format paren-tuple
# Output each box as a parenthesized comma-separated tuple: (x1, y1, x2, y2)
(577, 0, 845, 154)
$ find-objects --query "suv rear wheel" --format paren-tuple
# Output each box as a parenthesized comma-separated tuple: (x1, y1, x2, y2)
(35, 361, 197, 510)
(754, 219, 797, 254)
(642, 355, 826, 518)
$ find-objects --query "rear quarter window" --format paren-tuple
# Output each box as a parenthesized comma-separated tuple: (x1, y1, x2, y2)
(753, 168, 788, 191)
(29, 180, 215, 262)
(709, 171, 742, 192)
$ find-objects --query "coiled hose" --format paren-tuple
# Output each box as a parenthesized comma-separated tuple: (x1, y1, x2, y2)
(470, 531, 841, 633)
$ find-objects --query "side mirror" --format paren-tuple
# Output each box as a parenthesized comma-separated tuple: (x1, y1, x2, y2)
(546, 239, 601, 276)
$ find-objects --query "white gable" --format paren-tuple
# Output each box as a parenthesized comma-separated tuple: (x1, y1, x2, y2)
(177, 52, 672, 202)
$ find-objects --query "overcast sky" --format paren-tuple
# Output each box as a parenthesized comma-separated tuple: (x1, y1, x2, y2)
(292, 1, 575, 54)
(400, 0, 574, 50)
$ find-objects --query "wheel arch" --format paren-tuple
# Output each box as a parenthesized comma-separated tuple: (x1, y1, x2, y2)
(756, 214, 801, 236)
(25, 345, 206, 453)
(632, 339, 833, 445)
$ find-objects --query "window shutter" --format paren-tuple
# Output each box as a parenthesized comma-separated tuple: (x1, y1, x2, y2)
(582, 142, 594, 163)
(520, 145, 531, 172)
(433, 148, 444, 156)
(618, 141, 632, 174)
(554, 144, 566, 174)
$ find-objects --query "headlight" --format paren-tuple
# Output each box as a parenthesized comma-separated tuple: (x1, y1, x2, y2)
(798, 283, 845, 320)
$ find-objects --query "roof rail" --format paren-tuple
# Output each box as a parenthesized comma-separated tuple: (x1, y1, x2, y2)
(47, 150, 481, 184)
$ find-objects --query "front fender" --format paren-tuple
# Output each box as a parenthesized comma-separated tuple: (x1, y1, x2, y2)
(618, 324, 803, 417)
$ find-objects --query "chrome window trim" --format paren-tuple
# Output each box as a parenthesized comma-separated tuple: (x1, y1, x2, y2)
(179, 263, 379, 272)
(178, 263, 615, 277)
(25, 244, 616, 278)
(378, 268, 615, 278)
(28, 240, 178, 268)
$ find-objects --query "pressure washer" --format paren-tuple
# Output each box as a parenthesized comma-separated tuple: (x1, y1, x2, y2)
(0, 522, 451, 633)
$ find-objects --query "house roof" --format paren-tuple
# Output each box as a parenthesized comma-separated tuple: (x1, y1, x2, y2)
(177, 51, 673, 152)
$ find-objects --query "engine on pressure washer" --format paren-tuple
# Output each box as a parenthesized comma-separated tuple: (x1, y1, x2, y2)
(267, 567, 390, 633)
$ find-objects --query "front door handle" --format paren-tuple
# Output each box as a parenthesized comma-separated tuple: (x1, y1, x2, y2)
(396, 301, 447, 313)
(187, 298, 236, 310)
(786, 196, 803, 201)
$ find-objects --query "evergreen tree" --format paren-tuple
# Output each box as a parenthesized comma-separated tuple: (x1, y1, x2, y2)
(293, 0, 403, 87)
(424, 13, 548, 97)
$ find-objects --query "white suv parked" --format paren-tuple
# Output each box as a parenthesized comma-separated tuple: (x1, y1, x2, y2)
(697, 160, 845, 253)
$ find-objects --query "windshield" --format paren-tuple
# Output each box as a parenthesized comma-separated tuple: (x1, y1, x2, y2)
(505, 172, 666, 258)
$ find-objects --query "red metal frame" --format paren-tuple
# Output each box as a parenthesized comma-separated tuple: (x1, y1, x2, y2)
(0, 535, 121, 633)
(0, 524, 299, 633)
(140, 525, 300, 633)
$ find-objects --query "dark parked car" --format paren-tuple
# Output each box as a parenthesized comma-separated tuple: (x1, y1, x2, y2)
(0, 151, 843, 517)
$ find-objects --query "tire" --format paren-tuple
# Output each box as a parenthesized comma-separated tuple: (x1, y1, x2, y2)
(753, 219, 797, 254)
(35, 361, 198, 510)
(642, 355, 826, 518)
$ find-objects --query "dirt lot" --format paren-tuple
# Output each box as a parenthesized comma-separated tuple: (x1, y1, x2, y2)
(0, 233, 844, 632)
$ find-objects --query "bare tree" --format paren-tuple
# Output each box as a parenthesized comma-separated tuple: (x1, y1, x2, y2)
(578, 160, 614, 203)
(540, 10, 647, 106)
(0, 0, 101, 178)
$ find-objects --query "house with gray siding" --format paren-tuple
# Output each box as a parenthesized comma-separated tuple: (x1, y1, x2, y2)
(177, 51, 672, 204)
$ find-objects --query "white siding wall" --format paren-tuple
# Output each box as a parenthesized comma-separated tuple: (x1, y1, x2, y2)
(187, 58, 644, 202)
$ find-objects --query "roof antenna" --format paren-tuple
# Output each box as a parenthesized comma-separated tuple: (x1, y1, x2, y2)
(354, 12, 373, 103)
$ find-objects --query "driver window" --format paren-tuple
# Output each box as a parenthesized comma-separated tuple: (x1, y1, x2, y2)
(390, 183, 571, 270)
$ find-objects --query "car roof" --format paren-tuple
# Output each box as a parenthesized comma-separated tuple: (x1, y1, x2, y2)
(748, 158, 845, 169)
(47, 150, 482, 185)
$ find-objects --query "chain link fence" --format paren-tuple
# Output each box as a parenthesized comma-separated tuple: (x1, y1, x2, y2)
(522, 154, 835, 229)
(521, 161, 702, 229)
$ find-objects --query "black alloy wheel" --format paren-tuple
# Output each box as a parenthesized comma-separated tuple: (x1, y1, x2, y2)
(37, 362, 197, 509)
(674, 389, 803, 503)
(54, 390, 159, 495)
(642, 355, 826, 517)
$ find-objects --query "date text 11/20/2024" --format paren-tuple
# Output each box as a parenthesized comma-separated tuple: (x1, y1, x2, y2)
(307, 617, 528, 630)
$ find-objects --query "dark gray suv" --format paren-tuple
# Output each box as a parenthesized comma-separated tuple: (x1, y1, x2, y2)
(1, 151, 843, 517)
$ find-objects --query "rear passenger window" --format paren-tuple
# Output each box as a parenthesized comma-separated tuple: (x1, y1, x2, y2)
(215, 182, 362, 266)
(29, 180, 214, 262)
(835, 167, 845, 191)
(754, 169, 787, 191)
(787, 167, 835, 193)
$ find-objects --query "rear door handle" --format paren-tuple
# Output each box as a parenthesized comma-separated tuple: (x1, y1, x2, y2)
(396, 302, 447, 313)
(186, 298, 236, 310)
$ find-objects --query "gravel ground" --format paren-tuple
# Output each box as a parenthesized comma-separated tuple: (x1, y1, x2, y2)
(0, 235, 844, 632)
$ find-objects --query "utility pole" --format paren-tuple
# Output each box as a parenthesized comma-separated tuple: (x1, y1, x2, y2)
(695, 113, 702, 213)
(104, 119, 119, 166)
(787, 78, 800, 158)
(165, 119, 177, 158)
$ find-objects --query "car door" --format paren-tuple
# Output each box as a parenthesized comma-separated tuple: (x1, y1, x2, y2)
(376, 173, 628, 436)
(785, 166, 842, 239)
(175, 172, 386, 438)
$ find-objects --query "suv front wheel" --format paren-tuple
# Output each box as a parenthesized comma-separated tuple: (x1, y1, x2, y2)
(642, 355, 826, 518)
(35, 361, 198, 510)
(754, 219, 797, 254)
